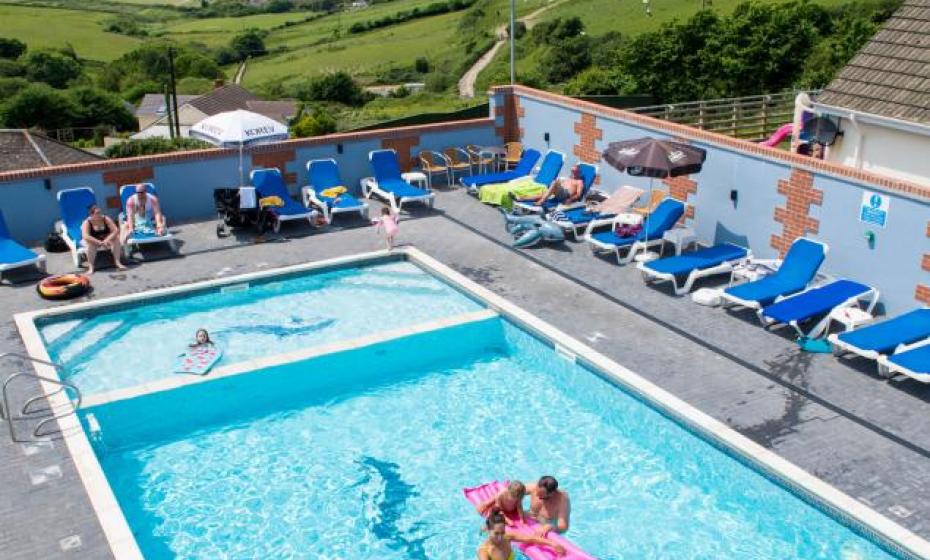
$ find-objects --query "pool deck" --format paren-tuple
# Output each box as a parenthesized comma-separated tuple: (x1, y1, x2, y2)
(2, 189, 930, 558)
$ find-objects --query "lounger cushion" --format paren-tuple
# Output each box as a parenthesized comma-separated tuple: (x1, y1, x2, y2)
(761, 280, 871, 324)
(461, 149, 541, 188)
(723, 238, 826, 306)
(319, 193, 364, 209)
(836, 309, 930, 354)
(552, 207, 607, 225)
(59, 188, 97, 245)
(0, 238, 38, 265)
(887, 345, 930, 377)
(377, 179, 430, 198)
(252, 170, 314, 218)
(645, 243, 747, 277)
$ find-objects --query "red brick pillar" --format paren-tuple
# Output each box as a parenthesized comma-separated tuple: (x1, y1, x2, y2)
(573, 113, 602, 165)
(916, 220, 930, 304)
(494, 92, 524, 144)
(102, 166, 155, 209)
(381, 136, 420, 172)
(663, 175, 698, 222)
(252, 148, 297, 184)
(770, 168, 823, 257)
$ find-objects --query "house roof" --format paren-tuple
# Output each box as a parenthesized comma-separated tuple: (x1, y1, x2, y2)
(244, 100, 299, 122)
(816, 0, 930, 125)
(135, 93, 200, 117)
(0, 130, 102, 173)
(187, 84, 262, 116)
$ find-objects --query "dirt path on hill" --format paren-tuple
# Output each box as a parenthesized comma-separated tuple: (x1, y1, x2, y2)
(457, 0, 569, 98)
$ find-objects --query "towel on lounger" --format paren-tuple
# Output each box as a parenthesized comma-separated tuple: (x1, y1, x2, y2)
(478, 178, 547, 209)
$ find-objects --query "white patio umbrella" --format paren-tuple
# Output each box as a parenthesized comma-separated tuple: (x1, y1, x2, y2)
(190, 109, 290, 186)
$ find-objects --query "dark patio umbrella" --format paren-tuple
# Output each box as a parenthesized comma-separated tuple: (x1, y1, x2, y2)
(602, 137, 706, 178)
(601, 137, 707, 259)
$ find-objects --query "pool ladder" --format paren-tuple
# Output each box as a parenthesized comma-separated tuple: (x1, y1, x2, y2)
(0, 353, 82, 443)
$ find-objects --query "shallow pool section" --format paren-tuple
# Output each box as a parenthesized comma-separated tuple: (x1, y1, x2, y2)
(38, 261, 481, 395)
(82, 318, 900, 559)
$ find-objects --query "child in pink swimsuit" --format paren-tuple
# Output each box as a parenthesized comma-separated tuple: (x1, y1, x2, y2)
(372, 207, 399, 250)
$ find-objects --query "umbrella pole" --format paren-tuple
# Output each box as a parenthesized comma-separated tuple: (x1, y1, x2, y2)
(239, 144, 244, 187)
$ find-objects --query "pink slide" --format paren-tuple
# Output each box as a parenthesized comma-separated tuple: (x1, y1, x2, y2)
(760, 123, 793, 147)
(463, 481, 595, 560)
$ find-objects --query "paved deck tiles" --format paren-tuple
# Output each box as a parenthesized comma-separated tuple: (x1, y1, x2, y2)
(2, 189, 930, 558)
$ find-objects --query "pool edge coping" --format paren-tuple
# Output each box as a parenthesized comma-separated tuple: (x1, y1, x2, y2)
(13, 246, 930, 559)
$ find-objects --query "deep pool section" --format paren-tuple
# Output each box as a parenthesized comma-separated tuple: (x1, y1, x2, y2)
(84, 319, 899, 559)
(38, 261, 481, 395)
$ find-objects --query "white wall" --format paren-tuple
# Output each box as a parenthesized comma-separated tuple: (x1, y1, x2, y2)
(828, 119, 930, 187)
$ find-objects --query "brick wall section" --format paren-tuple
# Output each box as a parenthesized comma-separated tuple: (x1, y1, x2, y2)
(494, 92, 524, 143)
(664, 175, 698, 221)
(572, 113, 602, 164)
(380, 136, 420, 172)
(770, 169, 823, 257)
(101, 166, 154, 209)
(917, 220, 930, 304)
(252, 148, 297, 184)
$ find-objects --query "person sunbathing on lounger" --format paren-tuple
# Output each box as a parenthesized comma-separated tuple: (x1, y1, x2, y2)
(531, 165, 584, 206)
(526, 475, 571, 536)
(122, 183, 167, 242)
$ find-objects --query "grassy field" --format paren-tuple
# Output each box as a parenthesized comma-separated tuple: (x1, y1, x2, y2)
(337, 92, 485, 129)
(244, 11, 468, 87)
(0, 3, 142, 61)
(156, 11, 322, 47)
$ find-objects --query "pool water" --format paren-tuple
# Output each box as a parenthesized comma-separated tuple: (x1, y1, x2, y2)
(83, 319, 898, 559)
(38, 262, 481, 395)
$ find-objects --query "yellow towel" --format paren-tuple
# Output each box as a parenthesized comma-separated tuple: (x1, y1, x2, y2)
(259, 196, 284, 208)
(320, 186, 347, 198)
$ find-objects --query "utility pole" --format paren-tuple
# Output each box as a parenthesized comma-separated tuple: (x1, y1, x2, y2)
(509, 0, 516, 84)
(168, 47, 181, 138)
(164, 85, 175, 140)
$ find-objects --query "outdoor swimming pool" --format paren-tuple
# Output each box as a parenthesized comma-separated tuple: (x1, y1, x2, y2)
(36, 261, 481, 396)
(80, 316, 900, 559)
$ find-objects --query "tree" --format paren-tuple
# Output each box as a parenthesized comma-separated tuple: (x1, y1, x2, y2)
(22, 50, 83, 88)
(0, 77, 29, 99)
(539, 35, 592, 83)
(101, 43, 223, 93)
(0, 37, 26, 59)
(230, 29, 267, 62)
(0, 59, 24, 77)
(564, 67, 629, 95)
(296, 72, 365, 105)
(104, 137, 211, 159)
(68, 86, 136, 131)
(0, 83, 78, 130)
(291, 105, 336, 138)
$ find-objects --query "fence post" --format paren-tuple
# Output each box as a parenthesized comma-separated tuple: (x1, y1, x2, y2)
(698, 101, 705, 129)
(761, 95, 770, 141)
(731, 104, 738, 137)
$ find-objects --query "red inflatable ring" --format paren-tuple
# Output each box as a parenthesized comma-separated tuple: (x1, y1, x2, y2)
(37, 274, 90, 300)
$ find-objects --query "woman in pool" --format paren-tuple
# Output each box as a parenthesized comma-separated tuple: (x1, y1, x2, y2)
(477, 509, 565, 560)
(476, 480, 527, 526)
(189, 329, 213, 349)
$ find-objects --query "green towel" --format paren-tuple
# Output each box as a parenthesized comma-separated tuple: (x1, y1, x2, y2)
(478, 178, 547, 209)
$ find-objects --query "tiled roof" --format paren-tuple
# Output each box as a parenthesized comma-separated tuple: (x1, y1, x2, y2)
(817, 0, 930, 125)
(245, 100, 298, 123)
(187, 84, 262, 116)
(135, 93, 200, 117)
(0, 130, 102, 173)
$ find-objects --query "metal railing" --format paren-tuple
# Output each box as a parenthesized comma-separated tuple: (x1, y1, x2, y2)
(629, 90, 820, 142)
(0, 353, 81, 442)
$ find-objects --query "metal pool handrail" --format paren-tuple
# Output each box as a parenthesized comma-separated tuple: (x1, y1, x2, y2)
(0, 352, 82, 442)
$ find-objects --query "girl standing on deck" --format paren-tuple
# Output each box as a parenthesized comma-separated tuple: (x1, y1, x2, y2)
(372, 207, 399, 251)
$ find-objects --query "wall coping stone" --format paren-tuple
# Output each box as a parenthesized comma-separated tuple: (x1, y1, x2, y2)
(0, 118, 494, 183)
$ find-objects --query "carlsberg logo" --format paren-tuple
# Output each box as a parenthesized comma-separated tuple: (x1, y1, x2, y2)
(667, 150, 686, 163)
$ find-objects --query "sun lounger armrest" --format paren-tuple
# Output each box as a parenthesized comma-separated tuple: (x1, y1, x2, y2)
(894, 338, 930, 354)
(583, 216, 620, 237)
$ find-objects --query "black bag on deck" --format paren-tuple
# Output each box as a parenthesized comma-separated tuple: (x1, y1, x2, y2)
(44, 231, 68, 253)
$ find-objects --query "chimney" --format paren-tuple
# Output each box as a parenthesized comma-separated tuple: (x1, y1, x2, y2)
(214, 78, 225, 89)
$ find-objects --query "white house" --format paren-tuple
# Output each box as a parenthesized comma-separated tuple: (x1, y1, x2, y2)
(806, 1, 930, 186)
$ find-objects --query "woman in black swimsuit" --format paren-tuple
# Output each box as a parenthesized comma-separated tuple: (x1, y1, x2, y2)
(81, 204, 127, 274)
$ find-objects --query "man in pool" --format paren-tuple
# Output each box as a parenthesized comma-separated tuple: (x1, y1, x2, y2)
(525, 475, 570, 536)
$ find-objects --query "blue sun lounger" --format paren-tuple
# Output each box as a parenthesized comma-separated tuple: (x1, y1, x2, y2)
(303, 159, 369, 223)
(0, 209, 45, 281)
(250, 168, 319, 231)
(57, 187, 113, 267)
(720, 238, 828, 312)
(118, 183, 178, 257)
(828, 308, 930, 364)
(366, 149, 435, 213)
(461, 149, 540, 192)
(759, 279, 878, 337)
(878, 342, 930, 383)
(637, 243, 750, 295)
(584, 198, 685, 264)
(511, 162, 598, 215)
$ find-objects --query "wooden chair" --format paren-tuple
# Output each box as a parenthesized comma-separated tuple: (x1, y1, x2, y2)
(466, 145, 495, 173)
(444, 147, 473, 185)
(503, 142, 523, 170)
(418, 150, 450, 189)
